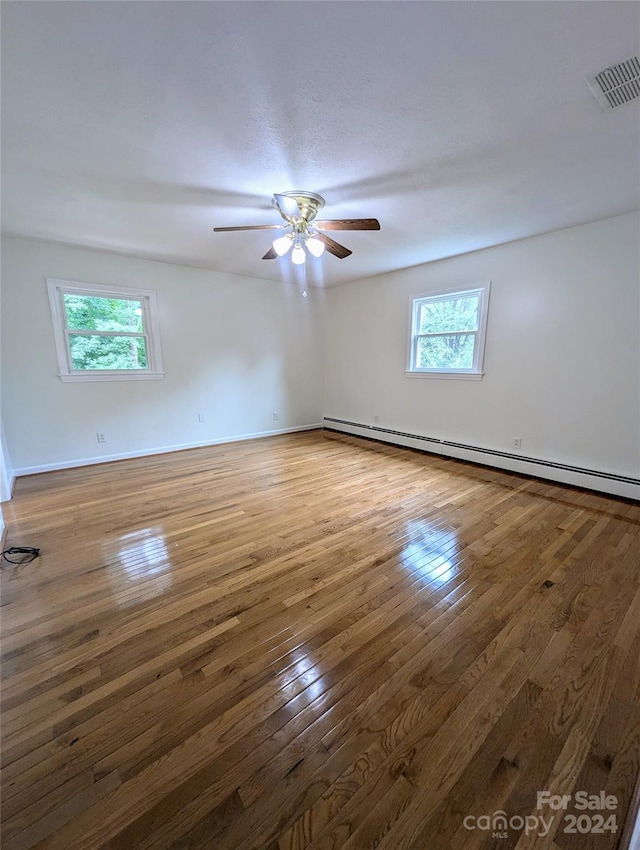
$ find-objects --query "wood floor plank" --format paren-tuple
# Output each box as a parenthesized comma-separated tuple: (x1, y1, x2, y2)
(1, 430, 638, 850)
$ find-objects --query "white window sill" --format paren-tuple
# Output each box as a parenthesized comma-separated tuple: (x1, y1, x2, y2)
(405, 370, 484, 381)
(58, 372, 165, 382)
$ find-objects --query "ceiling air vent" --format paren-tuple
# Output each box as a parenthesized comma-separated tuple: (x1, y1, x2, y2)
(587, 56, 640, 109)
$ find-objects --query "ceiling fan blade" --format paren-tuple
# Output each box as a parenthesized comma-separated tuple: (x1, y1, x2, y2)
(262, 247, 278, 260)
(317, 232, 352, 259)
(213, 224, 283, 232)
(314, 219, 380, 231)
(273, 194, 302, 221)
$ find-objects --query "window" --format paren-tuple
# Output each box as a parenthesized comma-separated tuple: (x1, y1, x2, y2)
(407, 282, 490, 379)
(46, 279, 164, 382)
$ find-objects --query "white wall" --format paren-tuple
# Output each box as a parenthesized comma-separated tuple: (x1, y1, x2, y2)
(1, 236, 325, 473)
(325, 213, 640, 492)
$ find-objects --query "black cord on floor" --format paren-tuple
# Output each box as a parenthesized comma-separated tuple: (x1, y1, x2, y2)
(2, 546, 40, 565)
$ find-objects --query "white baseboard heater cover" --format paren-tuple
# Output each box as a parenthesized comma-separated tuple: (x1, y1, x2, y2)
(323, 418, 639, 502)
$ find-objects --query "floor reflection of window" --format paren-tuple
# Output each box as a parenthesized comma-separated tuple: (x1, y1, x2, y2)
(104, 527, 172, 605)
(279, 649, 325, 701)
(400, 520, 459, 586)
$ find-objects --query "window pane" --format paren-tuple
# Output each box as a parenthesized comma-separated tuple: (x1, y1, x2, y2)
(419, 295, 479, 334)
(64, 294, 144, 332)
(69, 334, 148, 370)
(417, 333, 476, 369)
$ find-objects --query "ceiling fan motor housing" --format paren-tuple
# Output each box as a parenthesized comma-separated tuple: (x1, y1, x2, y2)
(274, 191, 325, 223)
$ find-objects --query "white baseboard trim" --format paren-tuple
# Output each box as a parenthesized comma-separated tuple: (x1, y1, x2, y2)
(324, 418, 640, 501)
(13, 424, 323, 477)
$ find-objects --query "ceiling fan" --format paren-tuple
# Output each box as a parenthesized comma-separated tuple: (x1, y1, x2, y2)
(213, 191, 380, 264)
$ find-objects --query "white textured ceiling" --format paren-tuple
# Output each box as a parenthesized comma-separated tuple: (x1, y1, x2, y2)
(1, 1, 639, 287)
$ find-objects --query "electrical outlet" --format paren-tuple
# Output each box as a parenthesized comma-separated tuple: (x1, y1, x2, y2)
(374, 415, 379, 424)
(198, 413, 205, 423)
(512, 437, 523, 450)
(273, 412, 279, 421)
(97, 432, 107, 444)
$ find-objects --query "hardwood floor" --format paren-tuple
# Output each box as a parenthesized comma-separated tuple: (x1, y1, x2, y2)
(1, 429, 639, 850)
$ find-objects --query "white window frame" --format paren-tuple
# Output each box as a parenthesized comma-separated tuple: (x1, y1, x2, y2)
(406, 282, 491, 380)
(46, 278, 165, 382)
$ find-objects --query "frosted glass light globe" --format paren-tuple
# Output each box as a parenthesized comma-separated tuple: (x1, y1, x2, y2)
(306, 236, 325, 257)
(291, 245, 306, 265)
(273, 236, 292, 256)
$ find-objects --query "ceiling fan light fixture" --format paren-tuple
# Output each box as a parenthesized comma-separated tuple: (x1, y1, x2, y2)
(273, 235, 292, 256)
(306, 236, 325, 257)
(214, 191, 379, 263)
(291, 244, 306, 265)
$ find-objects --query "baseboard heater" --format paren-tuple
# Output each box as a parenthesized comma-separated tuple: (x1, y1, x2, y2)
(323, 417, 640, 501)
